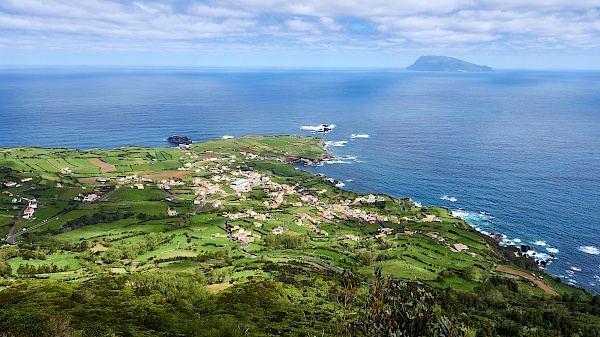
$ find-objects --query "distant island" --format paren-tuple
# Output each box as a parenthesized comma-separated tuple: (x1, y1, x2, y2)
(407, 56, 493, 72)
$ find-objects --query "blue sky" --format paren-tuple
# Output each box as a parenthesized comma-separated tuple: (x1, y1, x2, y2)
(1, 0, 599, 69)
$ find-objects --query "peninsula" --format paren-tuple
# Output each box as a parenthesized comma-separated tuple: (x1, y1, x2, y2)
(0, 135, 598, 336)
(407, 55, 493, 72)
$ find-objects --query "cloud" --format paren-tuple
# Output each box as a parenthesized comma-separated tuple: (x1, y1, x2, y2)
(0, 0, 599, 65)
(285, 18, 316, 31)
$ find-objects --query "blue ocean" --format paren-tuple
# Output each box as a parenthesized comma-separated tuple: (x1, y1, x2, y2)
(1, 68, 599, 292)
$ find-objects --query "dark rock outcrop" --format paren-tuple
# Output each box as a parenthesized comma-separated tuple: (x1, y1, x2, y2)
(167, 135, 192, 145)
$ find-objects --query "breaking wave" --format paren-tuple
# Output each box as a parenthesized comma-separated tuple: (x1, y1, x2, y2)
(579, 246, 600, 255)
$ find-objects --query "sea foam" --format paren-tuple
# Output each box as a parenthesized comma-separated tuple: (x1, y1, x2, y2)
(579, 246, 600, 255)
(300, 124, 336, 132)
(324, 140, 348, 147)
(440, 195, 457, 202)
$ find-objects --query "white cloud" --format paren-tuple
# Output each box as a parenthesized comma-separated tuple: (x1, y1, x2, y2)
(285, 18, 316, 31)
(0, 0, 599, 65)
(320, 17, 342, 30)
(189, 4, 253, 18)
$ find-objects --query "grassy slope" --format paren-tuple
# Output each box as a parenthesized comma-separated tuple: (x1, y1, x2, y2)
(1, 136, 599, 336)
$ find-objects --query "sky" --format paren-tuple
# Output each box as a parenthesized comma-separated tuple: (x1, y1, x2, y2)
(1, 0, 600, 69)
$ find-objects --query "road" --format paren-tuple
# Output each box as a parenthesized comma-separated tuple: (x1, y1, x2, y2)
(496, 265, 560, 296)
(6, 187, 118, 245)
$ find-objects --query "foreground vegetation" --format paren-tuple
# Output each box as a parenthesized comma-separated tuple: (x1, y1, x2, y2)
(1, 135, 599, 336)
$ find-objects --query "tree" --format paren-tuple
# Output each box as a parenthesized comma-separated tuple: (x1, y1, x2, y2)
(348, 268, 468, 337)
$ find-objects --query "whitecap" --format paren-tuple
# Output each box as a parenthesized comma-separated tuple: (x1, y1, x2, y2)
(222, 135, 235, 139)
(571, 267, 581, 272)
(513, 238, 522, 243)
(412, 200, 422, 207)
(440, 195, 457, 202)
(350, 134, 369, 138)
(546, 247, 559, 253)
(324, 140, 347, 148)
(579, 246, 600, 255)
(527, 251, 552, 261)
(534, 241, 547, 246)
(345, 179, 354, 182)
(452, 210, 470, 218)
(300, 124, 336, 132)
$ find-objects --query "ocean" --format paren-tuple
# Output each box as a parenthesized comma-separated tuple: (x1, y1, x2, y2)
(1, 68, 599, 292)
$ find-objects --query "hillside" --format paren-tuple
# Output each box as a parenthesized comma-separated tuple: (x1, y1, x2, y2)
(407, 56, 493, 72)
(0, 135, 599, 336)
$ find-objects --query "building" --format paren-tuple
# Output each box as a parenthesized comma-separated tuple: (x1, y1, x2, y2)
(23, 208, 35, 219)
(451, 243, 469, 252)
(230, 178, 249, 191)
(83, 194, 99, 202)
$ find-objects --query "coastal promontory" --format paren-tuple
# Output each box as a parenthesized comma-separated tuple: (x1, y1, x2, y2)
(407, 55, 493, 72)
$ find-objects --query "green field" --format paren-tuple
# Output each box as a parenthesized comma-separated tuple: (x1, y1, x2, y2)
(1, 136, 598, 337)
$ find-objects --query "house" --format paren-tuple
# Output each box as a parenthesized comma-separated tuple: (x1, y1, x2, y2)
(23, 208, 35, 219)
(230, 178, 249, 191)
(134, 183, 144, 189)
(272, 227, 284, 235)
(21, 177, 33, 183)
(3, 181, 17, 188)
(378, 228, 394, 236)
(167, 209, 178, 217)
(451, 243, 469, 252)
(422, 214, 442, 223)
(56, 183, 63, 188)
(212, 200, 224, 207)
(83, 194, 99, 202)
(11, 198, 19, 204)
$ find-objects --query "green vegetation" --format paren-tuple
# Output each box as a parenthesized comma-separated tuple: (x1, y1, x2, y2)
(0, 135, 599, 336)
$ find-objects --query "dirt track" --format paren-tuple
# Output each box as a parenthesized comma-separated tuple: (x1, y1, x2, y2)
(88, 158, 116, 173)
(496, 265, 560, 296)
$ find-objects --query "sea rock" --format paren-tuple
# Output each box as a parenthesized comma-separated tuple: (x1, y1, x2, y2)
(167, 135, 192, 145)
(521, 244, 534, 253)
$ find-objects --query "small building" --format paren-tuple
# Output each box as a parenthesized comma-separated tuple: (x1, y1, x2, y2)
(83, 194, 99, 202)
(21, 177, 33, 183)
(451, 243, 469, 252)
(229, 178, 249, 191)
(23, 208, 35, 219)
(167, 209, 178, 217)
